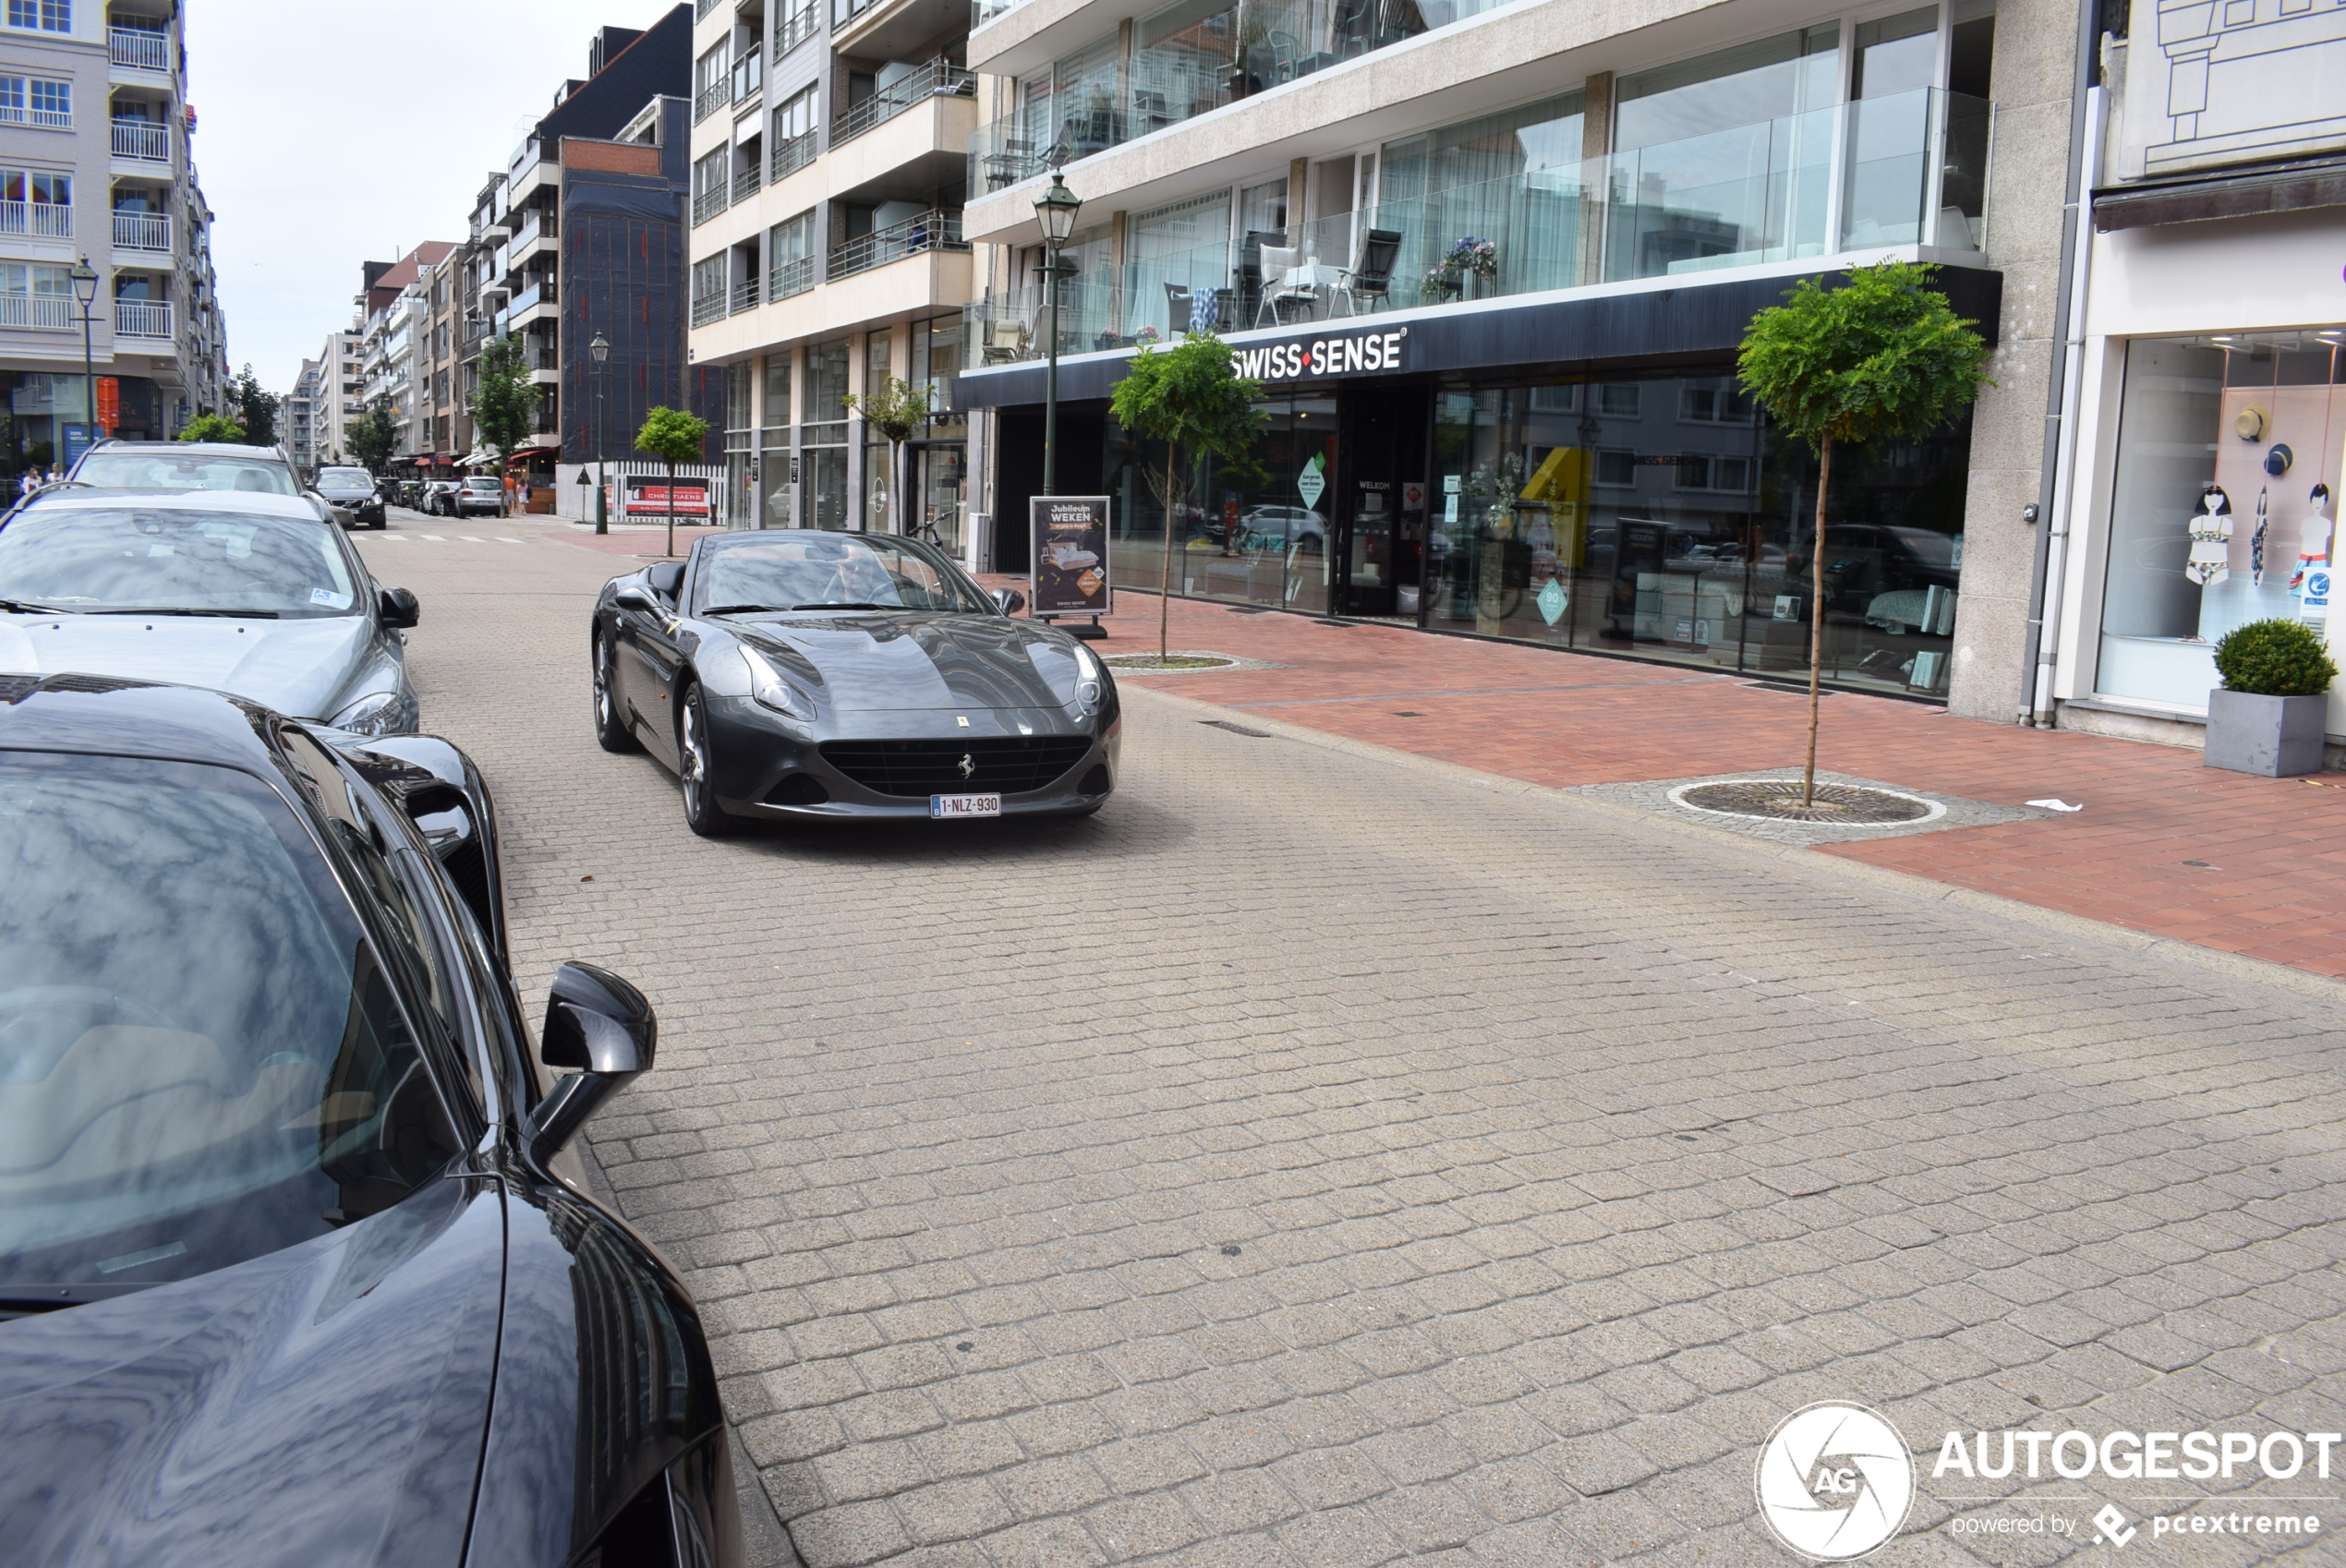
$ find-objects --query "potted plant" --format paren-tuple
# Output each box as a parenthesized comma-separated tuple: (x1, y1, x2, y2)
(2205, 618, 2338, 776)
(1445, 236, 1498, 298)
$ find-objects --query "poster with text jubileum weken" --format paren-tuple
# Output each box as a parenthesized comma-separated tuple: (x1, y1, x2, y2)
(1030, 496, 1111, 618)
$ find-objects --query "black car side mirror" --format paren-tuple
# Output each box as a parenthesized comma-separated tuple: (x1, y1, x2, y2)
(994, 588, 1026, 616)
(527, 960, 656, 1164)
(613, 585, 659, 614)
(379, 586, 420, 628)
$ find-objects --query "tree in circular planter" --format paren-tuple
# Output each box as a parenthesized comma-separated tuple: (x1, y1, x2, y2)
(2205, 618, 2339, 777)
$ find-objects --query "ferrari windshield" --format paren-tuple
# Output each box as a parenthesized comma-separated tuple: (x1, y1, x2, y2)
(0, 753, 462, 1304)
(698, 534, 990, 615)
(0, 507, 361, 618)
(71, 453, 299, 496)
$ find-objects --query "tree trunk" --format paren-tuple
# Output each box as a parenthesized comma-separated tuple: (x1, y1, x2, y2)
(666, 459, 678, 557)
(1803, 432, 1833, 806)
(1159, 440, 1179, 663)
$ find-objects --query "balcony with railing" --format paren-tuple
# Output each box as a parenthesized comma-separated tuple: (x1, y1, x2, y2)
(834, 59, 974, 146)
(731, 276, 760, 315)
(0, 294, 73, 330)
(508, 279, 558, 317)
(696, 0, 722, 17)
(770, 129, 816, 183)
(692, 289, 728, 327)
(768, 253, 816, 301)
(972, 0, 1521, 193)
(774, 0, 817, 55)
(828, 208, 966, 281)
(0, 200, 71, 239)
(693, 180, 731, 226)
(112, 210, 170, 251)
(695, 77, 730, 124)
(107, 26, 169, 72)
(964, 89, 1989, 365)
(115, 299, 173, 338)
(111, 118, 172, 163)
(733, 163, 763, 204)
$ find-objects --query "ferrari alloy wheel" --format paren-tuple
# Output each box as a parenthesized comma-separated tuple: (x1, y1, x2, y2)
(592, 633, 637, 754)
(678, 684, 734, 838)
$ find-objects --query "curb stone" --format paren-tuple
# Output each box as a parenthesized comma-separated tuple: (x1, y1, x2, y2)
(1121, 681, 2346, 1008)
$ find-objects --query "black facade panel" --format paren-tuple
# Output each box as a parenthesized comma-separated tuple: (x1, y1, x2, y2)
(954, 264, 2005, 408)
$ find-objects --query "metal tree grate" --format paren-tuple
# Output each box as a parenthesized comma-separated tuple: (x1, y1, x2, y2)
(1675, 780, 1935, 824)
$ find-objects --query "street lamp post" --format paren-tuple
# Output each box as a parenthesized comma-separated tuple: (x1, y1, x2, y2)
(590, 331, 611, 535)
(68, 257, 100, 461)
(1033, 171, 1082, 498)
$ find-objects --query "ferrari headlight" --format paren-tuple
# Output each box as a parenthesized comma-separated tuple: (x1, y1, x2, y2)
(1072, 644, 1104, 715)
(328, 689, 415, 737)
(743, 645, 814, 720)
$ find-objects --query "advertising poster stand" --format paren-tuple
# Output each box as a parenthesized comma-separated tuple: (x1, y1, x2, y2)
(1030, 496, 1111, 640)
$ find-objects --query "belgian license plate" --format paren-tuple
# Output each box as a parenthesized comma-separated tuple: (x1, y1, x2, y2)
(931, 793, 1001, 819)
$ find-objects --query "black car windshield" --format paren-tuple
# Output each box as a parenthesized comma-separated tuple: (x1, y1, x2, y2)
(72, 453, 298, 496)
(0, 507, 361, 617)
(317, 469, 373, 490)
(699, 535, 990, 614)
(0, 752, 462, 1303)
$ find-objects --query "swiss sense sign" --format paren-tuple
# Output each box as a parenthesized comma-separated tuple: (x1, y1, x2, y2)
(1233, 326, 1409, 384)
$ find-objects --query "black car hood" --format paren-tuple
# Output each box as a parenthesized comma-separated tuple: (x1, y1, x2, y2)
(726, 611, 1081, 713)
(0, 1176, 504, 1568)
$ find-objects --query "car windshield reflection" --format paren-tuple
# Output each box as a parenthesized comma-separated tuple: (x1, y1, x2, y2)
(0, 508, 362, 618)
(697, 535, 989, 616)
(72, 456, 298, 496)
(0, 754, 462, 1305)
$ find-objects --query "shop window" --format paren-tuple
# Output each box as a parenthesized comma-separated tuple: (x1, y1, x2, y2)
(1599, 384, 1641, 417)
(2094, 329, 2345, 712)
(1595, 449, 1638, 488)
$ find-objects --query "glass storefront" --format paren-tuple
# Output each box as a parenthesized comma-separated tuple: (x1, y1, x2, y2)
(1082, 367, 1972, 696)
(2096, 329, 2345, 711)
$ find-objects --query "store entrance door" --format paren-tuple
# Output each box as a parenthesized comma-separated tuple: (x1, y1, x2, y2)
(1335, 387, 1428, 618)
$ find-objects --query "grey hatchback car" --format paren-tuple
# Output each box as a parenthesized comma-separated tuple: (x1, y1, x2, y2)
(0, 488, 422, 735)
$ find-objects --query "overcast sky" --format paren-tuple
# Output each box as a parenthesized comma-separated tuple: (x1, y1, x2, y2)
(197, 0, 679, 396)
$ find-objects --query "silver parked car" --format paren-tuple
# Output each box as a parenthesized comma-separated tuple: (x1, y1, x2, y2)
(0, 488, 421, 735)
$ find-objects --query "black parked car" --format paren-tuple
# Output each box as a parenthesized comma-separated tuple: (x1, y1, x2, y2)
(314, 464, 388, 529)
(590, 529, 1119, 836)
(0, 675, 739, 1568)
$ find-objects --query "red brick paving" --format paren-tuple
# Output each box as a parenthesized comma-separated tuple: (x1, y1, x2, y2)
(1028, 586, 2346, 979)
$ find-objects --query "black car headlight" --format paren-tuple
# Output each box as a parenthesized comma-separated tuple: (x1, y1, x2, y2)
(742, 646, 814, 720)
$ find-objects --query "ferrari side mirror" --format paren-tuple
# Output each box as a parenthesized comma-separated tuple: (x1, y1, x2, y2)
(613, 585, 659, 614)
(994, 588, 1025, 616)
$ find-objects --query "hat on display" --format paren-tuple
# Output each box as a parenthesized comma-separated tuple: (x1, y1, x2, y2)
(2236, 405, 2268, 441)
(2266, 443, 2293, 476)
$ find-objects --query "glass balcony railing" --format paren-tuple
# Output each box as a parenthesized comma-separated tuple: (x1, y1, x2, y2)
(972, 0, 1520, 189)
(833, 59, 975, 146)
(964, 89, 1989, 367)
(828, 208, 967, 280)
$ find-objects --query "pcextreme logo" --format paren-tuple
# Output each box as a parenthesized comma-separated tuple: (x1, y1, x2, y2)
(1755, 1403, 1917, 1561)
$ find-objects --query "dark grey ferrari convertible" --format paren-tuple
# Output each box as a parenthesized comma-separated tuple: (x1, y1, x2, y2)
(590, 531, 1119, 836)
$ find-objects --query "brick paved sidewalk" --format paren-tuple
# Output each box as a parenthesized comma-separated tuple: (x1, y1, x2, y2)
(1013, 586, 2346, 980)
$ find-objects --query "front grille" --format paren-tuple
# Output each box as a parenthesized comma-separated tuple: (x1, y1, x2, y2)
(819, 736, 1093, 798)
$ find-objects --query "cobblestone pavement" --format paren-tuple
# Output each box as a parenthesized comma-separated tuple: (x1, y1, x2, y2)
(364, 517, 2346, 1567)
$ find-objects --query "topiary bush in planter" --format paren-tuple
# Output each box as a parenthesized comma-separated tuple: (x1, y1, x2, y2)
(2205, 618, 2337, 777)
(2213, 618, 2339, 695)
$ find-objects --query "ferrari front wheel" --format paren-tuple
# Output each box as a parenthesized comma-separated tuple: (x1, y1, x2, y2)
(678, 683, 735, 838)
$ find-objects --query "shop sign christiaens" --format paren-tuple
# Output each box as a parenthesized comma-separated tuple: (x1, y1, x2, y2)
(1233, 328, 1409, 385)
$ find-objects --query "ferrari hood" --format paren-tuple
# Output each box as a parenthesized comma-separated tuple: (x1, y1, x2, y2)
(0, 1177, 503, 1568)
(0, 613, 375, 721)
(731, 612, 1080, 713)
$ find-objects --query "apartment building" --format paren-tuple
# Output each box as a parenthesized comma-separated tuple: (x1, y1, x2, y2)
(2026, 0, 2346, 754)
(683, 0, 980, 535)
(949, 0, 2081, 717)
(307, 326, 361, 466)
(460, 10, 720, 500)
(284, 353, 317, 470)
(0, 0, 227, 464)
(355, 243, 453, 468)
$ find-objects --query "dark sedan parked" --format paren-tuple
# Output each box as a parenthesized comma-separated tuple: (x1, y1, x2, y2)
(314, 464, 388, 529)
(0, 676, 739, 1568)
(591, 530, 1119, 836)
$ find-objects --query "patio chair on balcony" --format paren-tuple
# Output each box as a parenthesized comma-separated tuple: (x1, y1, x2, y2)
(983, 139, 1037, 191)
(982, 319, 1031, 364)
(1254, 244, 1317, 326)
(1337, 228, 1402, 313)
